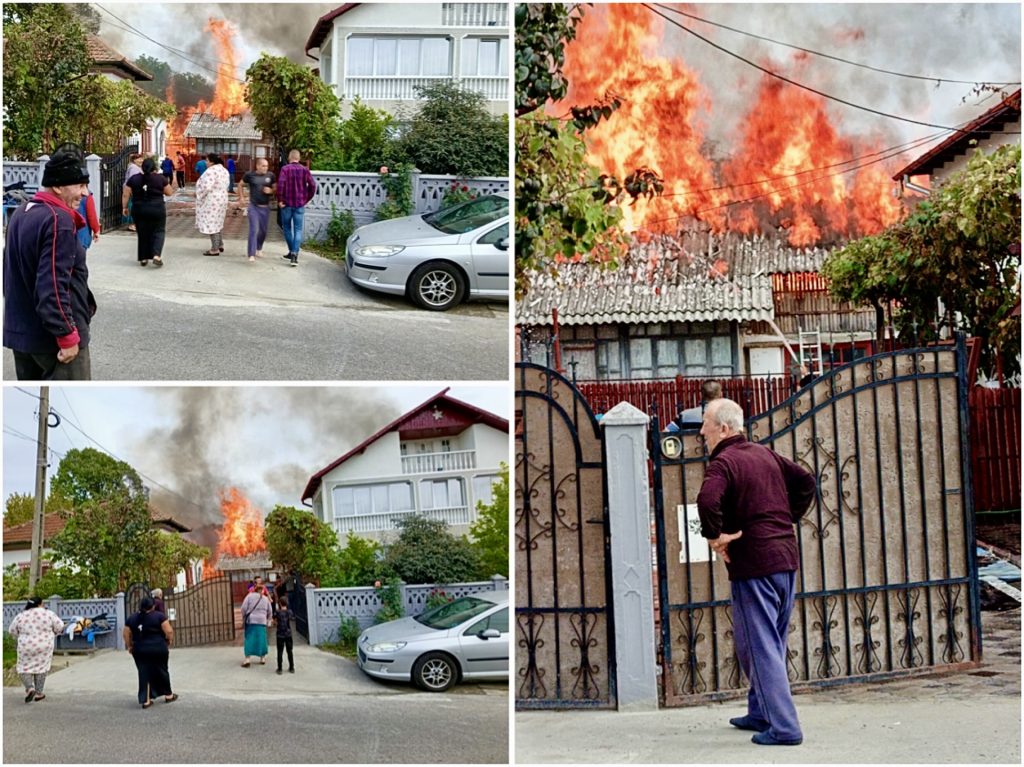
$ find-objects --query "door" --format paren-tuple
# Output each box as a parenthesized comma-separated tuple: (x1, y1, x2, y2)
(459, 606, 509, 676)
(470, 221, 509, 296)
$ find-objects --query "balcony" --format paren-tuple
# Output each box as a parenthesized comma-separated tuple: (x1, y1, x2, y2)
(344, 76, 508, 102)
(334, 506, 473, 536)
(401, 449, 476, 475)
(442, 3, 508, 27)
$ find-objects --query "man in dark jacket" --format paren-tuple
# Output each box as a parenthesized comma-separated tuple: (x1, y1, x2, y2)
(4, 146, 97, 380)
(697, 398, 817, 747)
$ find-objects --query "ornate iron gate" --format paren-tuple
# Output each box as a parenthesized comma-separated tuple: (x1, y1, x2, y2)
(651, 340, 980, 706)
(515, 363, 616, 709)
(124, 582, 151, 618)
(289, 575, 309, 640)
(162, 575, 235, 647)
(99, 142, 137, 231)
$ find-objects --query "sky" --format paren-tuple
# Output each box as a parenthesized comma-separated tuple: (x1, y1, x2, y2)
(1, 385, 510, 548)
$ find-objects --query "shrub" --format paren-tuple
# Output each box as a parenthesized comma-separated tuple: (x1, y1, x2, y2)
(338, 615, 361, 646)
(374, 578, 404, 624)
(425, 588, 454, 610)
(325, 204, 356, 251)
(441, 180, 478, 208)
(376, 163, 415, 221)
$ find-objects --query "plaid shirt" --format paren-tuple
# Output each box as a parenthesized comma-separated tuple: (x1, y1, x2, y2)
(276, 162, 317, 208)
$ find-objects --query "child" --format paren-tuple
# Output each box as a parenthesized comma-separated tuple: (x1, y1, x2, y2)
(274, 595, 294, 674)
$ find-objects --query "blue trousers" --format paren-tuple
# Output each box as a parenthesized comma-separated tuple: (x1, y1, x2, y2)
(280, 205, 305, 255)
(731, 571, 802, 741)
(247, 204, 269, 256)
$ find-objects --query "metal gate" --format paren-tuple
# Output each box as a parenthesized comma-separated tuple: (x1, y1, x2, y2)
(288, 575, 309, 640)
(515, 363, 616, 709)
(124, 582, 151, 618)
(99, 142, 137, 231)
(651, 339, 980, 705)
(162, 575, 235, 648)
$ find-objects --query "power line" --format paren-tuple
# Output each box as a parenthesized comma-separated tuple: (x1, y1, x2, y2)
(642, 3, 1012, 135)
(651, 4, 1021, 87)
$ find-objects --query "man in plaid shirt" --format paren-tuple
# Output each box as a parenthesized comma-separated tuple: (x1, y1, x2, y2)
(277, 149, 318, 267)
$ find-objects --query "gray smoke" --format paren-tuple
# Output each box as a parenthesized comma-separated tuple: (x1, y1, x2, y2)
(136, 387, 402, 548)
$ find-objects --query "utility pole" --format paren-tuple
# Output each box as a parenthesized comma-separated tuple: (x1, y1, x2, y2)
(29, 386, 49, 591)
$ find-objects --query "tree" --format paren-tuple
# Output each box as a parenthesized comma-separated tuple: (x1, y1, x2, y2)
(65, 76, 175, 155)
(134, 55, 173, 100)
(4, 492, 64, 527)
(395, 82, 508, 176)
(469, 466, 509, 578)
(245, 54, 343, 161)
(263, 505, 338, 581)
(171, 71, 215, 107)
(335, 99, 396, 172)
(383, 516, 480, 585)
(142, 533, 210, 591)
(49, 448, 146, 508)
(3, 562, 94, 601)
(68, 3, 101, 34)
(324, 533, 386, 587)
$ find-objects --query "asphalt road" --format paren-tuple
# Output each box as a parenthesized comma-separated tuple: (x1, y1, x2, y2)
(2, 232, 510, 381)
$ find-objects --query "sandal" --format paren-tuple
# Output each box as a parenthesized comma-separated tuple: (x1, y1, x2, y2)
(218, 247, 225, 253)
(140, 260, 149, 267)
(127, 225, 137, 232)
(152, 257, 163, 267)
(32, 693, 45, 701)
(24, 688, 35, 703)
(241, 661, 250, 668)
(164, 693, 178, 703)
(141, 700, 153, 709)
(202, 250, 220, 256)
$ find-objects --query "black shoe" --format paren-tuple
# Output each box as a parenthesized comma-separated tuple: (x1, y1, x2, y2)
(289, 256, 298, 267)
(288, 668, 295, 673)
(730, 715, 770, 732)
(276, 669, 283, 675)
(752, 731, 803, 746)
(282, 253, 293, 260)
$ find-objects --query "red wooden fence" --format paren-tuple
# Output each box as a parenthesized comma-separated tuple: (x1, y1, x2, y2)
(969, 386, 1022, 512)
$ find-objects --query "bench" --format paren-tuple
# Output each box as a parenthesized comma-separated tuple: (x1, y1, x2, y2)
(54, 618, 115, 654)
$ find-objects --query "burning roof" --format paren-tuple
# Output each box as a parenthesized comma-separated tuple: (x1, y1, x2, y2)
(184, 111, 262, 140)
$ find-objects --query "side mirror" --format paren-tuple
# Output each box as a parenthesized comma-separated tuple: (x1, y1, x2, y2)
(495, 237, 509, 251)
(477, 628, 501, 640)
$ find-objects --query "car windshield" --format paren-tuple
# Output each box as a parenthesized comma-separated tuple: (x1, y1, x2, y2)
(422, 195, 509, 234)
(414, 596, 497, 629)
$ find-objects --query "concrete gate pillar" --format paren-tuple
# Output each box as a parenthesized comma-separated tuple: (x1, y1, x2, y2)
(600, 401, 659, 710)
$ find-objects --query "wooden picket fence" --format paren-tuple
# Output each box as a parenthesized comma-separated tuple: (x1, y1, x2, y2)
(969, 386, 1022, 511)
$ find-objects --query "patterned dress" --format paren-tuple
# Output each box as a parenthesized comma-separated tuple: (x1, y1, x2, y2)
(9, 608, 65, 674)
(194, 164, 230, 235)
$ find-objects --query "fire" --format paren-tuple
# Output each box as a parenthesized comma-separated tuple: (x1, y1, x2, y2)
(202, 487, 266, 578)
(557, 4, 905, 246)
(206, 18, 247, 119)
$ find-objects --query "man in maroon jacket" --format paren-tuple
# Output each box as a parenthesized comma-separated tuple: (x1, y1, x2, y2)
(697, 398, 817, 746)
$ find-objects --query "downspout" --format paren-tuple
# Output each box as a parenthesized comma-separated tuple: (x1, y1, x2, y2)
(764, 317, 801, 365)
(902, 174, 932, 197)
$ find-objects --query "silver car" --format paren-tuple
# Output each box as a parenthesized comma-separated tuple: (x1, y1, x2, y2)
(345, 194, 510, 311)
(356, 590, 509, 692)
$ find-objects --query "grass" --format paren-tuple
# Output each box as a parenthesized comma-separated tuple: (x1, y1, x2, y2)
(3, 633, 16, 671)
(318, 640, 358, 660)
(302, 241, 346, 264)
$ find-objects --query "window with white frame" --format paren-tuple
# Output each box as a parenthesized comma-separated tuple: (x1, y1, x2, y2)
(420, 477, 465, 509)
(461, 37, 509, 77)
(472, 474, 500, 507)
(333, 482, 414, 517)
(348, 36, 452, 77)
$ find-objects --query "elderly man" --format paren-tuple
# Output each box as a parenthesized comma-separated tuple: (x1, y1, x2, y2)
(696, 398, 817, 746)
(4, 146, 97, 380)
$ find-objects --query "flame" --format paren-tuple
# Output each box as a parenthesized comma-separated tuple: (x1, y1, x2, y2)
(558, 4, 905, 246)
(201, 487, 266, 579)
(206, 18, 247, 119)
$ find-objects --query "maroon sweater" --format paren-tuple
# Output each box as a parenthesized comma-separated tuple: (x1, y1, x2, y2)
(696, 434, 817, 581)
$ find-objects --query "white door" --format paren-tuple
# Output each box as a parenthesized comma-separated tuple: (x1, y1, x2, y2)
(748, 347, 784, 375)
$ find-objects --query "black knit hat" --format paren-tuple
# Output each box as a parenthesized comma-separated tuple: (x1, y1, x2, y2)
(42, 144, 89, 187)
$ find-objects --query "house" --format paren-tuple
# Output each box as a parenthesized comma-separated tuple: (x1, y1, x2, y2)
(304, 2, 509, 119)
(301, 389, 508, 544)
(182, 112, 272, 176)
(85, 35, 166, 157)
(893, 88, 1021, 200)
(517, 229, 876, 384)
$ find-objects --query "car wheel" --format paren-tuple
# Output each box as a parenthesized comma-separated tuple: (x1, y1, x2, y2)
(412, 652, 459, 692)
(408, 262, 466, 311)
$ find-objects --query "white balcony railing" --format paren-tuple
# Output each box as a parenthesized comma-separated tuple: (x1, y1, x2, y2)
(334, 506, 472, 536)
(344, 76, 508, 102)
(401, 449, 476, 475)
(442, 3, 508, 27)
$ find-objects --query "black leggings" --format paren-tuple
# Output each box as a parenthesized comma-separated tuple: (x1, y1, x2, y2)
(133, 647, 172, 703)
(276, 635, 294, 670)
(132, 201, 166, 261)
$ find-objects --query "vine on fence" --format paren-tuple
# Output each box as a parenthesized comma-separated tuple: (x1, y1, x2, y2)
(375, 163, 415, 221)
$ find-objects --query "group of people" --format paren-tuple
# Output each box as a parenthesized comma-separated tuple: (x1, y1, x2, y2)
(3, 144, 319, 380)
(240, 575, 296, 674)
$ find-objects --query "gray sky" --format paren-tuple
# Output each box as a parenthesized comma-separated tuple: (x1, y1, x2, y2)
(2, 385, 509, 548)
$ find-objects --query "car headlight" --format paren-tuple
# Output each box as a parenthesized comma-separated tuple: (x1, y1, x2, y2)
(366, 641, 407, 653)
(355, 244, 405, 257)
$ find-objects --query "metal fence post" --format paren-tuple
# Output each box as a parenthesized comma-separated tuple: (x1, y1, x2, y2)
(305, 583, 318, 646)
(601, 400, 659, 710)
(115, 592, 126, 649)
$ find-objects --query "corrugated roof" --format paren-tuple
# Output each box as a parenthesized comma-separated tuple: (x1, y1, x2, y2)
(85, 35, 153, 81)
(184, 112, 263, 140)
(517, 231, 838, 326)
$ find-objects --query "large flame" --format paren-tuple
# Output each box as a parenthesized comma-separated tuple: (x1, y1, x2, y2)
(202, 487, 266, 579)
(557, 4, 905, 245)
(206, 18, 247, 119)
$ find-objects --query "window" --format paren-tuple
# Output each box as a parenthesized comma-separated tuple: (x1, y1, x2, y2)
(596, 340, 622, 378)
(440, 439, 452, 452)
(421, 477, 465, 509)
(332, 482, 413, 517)
(464, 607, 509, 635)
(473, 474, 500, 507)
(461, 37, 509, 77)
(348, 36, 452, 77)
(477, 222, 508, 246)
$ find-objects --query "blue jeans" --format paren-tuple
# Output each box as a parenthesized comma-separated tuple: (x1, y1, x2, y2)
(280, 206, 305, 255)
(731, 571, 802, 742)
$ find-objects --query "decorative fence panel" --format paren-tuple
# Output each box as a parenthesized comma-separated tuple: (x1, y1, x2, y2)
(4, 595, 123, 650)
(2, 160, 41, 188)
(969, 386, 1021, 512)
(308, 576, 508, 644)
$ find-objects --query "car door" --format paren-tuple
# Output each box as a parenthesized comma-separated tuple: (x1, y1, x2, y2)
(458, 606, 509, 677)
(469, 221, 509, 297)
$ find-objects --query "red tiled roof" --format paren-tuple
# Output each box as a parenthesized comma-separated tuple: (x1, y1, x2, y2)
(893, 89, 1021, 180)
(305, 3, 360, 56)
(85, 35, 153, 82)
(301, 389, 509, 501)
(2, 514, 67, 547)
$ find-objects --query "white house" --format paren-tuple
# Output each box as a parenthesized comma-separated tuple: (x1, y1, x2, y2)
(304, 2, 509, 119)
(301, 388, 508, 544)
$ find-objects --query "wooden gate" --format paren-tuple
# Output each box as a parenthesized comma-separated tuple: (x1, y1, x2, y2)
(515, 363, 616, 709)
(650, 338, 981, 705)
(163, 575, 235, 647)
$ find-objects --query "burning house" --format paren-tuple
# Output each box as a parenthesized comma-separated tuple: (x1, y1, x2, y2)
(200, 487, 277, 600)
(183, 112, 270, 177)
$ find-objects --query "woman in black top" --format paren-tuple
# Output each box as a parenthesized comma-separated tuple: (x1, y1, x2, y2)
(122, 596, 178, 708)
(123, 158, 174, 267)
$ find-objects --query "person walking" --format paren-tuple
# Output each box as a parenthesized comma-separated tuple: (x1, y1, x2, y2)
(240, 157, 275, 262)
(226, 155, 236, 193)
(160, 155, 174, 184)
(696, 398, 816, 746)
(9, 597, 65, 703)
(194, 155, 208, 178)
(124, 152, 143, 232)
(124, 158, 173, 267)
(123, 596, 178, 709)
(175, 152, 186, 188)
(240, 579, 273, 667)
(276, 149, 317, 267)
(3, 145, 97, 380)
(195, 154, 230, 256)
(274, 595, 295, 675)
(76, 190, 101, 252)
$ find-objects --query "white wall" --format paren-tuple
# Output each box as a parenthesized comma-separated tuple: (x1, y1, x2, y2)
(3, 549, 32, 569)
(467, 423, 508, 468)
(932, 120, 1021, 186)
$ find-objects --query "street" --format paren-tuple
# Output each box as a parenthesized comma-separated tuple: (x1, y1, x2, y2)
(2, 229, 509, 381)
(3, 643, 509, 763)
